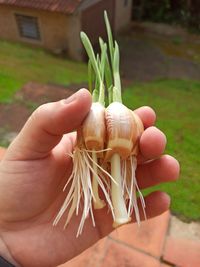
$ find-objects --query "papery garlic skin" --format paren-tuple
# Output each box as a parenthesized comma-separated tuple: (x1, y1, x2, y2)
(105, 102, 138, 160)
(131, 112, 144, 156)
(82, 102, 108, 210)
(82, 102, 106, 153)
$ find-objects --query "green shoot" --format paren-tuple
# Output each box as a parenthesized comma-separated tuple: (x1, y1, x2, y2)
(80, 32, 105, 106)
(99, 37, 113, 90)
(113, 42, 122, 102)
(80, 32, 101, 86)
(108, 85, 113, 104)
(88, 59, 93, 94)
(92, 89, 99, 102)
(104, 11, 122, 103)
(104, 11, 115, 64)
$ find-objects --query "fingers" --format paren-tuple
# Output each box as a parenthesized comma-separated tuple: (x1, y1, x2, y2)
(134, 107, 166, 163)
(137, 191, 170, 220)
(6, 89, 92, 160)
(134, 106, 156, 129)
(138, 126, 167, 162)
(136, 155, 180, 189)
(52, 132, 77, 156)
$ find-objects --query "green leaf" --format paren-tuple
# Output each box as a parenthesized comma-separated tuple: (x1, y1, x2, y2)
(112, 86, 122, 103)
(99, 37, 113, 96)
(100, 43, 107, 80)
(104, 11, 114, 64)
(113, 41, 120, 75)
(97, 39, 107, 105)
(99, 37, 104, 51)
(105, 55, 113, 89)
(108, 85, 113, 104)
(94, 70, 100, 92)
(88, 59, 93, 93)
(113, 41, 122, 102)
(92, 88, 99, 102)
(80, 32, 101, 83)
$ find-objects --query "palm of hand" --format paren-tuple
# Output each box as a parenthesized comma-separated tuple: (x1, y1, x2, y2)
(0, 136, 97, 267)
(0, 91, 179, 267)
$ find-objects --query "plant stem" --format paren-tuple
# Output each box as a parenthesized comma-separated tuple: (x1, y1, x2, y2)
(88, 59, 93, 94)
(81, 31, 105, 106)
(111, 153, 130, 227)
(108, 85, 113, 104)
(98, 44, 107, 106)
(104, 11, 114, 64)
(112, 86, 122, 103)
(81, 32, 101, 83)
(98, 82, 105, 106)
(112, 42, 122, 103)
(92, 89, 99, 102)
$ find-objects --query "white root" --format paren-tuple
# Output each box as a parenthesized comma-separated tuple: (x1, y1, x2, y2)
(84, 150, 115, 219)
(91, 151, 106, 209)
(122, 156, 146, 225)
(53, 146, 115, 236)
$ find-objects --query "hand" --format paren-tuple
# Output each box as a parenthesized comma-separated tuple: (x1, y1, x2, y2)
(0, 89, 179, 267)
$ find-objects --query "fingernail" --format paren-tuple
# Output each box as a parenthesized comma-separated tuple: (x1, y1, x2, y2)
(63, 89, 86, 104)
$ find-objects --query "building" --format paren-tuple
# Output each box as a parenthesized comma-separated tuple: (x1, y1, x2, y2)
(0, 0, 132, 60)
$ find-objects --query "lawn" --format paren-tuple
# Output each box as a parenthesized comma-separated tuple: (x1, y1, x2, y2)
(123, 79, 200, 221)
(0, 40, 87, 103)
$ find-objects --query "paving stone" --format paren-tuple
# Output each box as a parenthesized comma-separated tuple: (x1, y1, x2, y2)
(100, 239, 160, 267)
(110, 211, 170, 258)
(169, 215, 200, 240)
(163, 237, 200, 267)
(58, 237, 107, 267)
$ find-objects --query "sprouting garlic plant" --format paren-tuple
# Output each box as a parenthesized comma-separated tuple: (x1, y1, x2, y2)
(53, 11, 146, 236)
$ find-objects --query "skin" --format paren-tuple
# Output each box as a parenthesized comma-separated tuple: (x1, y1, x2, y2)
(0, 89, 180, 267)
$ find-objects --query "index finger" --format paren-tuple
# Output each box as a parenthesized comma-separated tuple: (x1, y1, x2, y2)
(134, 106, 156, 129)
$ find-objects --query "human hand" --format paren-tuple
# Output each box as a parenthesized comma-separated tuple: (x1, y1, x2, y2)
(0, 89, 179, 267)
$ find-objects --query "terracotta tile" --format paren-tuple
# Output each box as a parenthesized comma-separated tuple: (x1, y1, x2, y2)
(100, 239, 160, 267)
(110, 211, 170, 258)
(0, 147, 6, 160)
(163, 237, 200, 267)
(58, 237, 107, 267)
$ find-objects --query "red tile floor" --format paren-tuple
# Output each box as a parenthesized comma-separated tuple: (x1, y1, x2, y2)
(0, 147, 199, 267)
(60, 211, 200, 267)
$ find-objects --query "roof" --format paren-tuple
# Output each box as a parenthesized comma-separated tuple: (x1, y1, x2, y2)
(0, 0, 84, 14)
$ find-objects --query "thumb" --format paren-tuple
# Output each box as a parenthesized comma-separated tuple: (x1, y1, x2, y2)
(6, 89, 92, 160)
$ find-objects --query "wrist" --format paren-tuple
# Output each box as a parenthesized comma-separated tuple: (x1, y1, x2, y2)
(0, 235, 21, 267)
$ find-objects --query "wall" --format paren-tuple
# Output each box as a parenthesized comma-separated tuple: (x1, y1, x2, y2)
(0, 1, 133, 61)
(66, 13, 82, 61)
(0, 5, 82, 60)
(115, 0, 132, 32)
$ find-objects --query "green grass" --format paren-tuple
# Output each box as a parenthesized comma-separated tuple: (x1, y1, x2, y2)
(0, 40, 87, 103)
(123, 79, 200, 221)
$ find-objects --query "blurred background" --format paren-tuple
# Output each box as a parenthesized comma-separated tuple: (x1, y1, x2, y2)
(0, 0, 199, 266)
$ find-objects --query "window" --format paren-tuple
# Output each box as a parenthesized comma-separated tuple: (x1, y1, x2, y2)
(15, 14, 40, 40)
